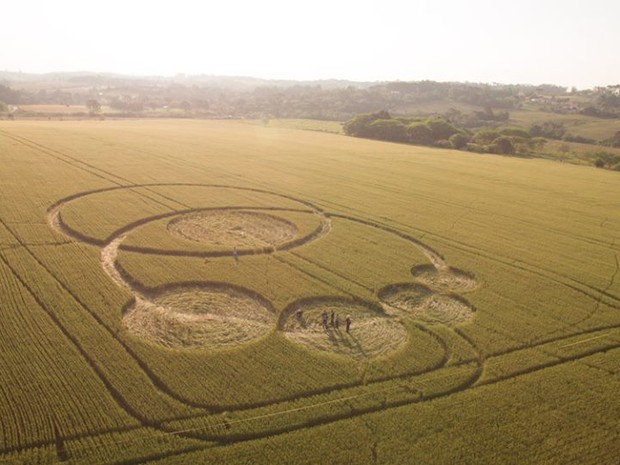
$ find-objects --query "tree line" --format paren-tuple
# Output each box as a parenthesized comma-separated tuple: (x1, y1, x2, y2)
(343, 111, 545, 156)
(343, 110, 620, 169)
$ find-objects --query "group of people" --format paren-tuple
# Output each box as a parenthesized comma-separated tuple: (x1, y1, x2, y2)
(321, 309, 351, 333)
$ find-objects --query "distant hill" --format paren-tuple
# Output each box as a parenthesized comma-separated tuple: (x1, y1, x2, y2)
(1, 71, 619, 127)
(0, 71, 376, 91)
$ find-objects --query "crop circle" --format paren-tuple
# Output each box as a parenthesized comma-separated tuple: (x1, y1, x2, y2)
(411, 265, 478, 292)
(168, 210, 298, 248)
(416, 294, 475, 325)
(123, 284, 274, 349)
(378, 283, 433, 313)
(378, 283, 475, 326)
(280, 298, 407, 359)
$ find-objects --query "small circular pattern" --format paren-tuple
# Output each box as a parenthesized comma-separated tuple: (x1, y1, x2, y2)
(416, 294, 474, 325)
(411, 265, 478, 292)
(378, 282, 475, 326)
(378, 283, 433, 312)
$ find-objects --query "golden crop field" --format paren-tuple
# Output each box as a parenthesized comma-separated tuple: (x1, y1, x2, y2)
(0, 119, 619, 465)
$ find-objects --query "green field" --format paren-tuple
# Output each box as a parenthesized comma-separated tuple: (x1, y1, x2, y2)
(0, 119, 619, 464)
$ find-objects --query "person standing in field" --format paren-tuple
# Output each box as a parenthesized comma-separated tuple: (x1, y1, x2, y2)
(330, 310, 335, 327)
(345, 314, 351, 333)
(335, 314, 340, 329)
(232, 246, 238, 262)
(321, 310, 328, 330)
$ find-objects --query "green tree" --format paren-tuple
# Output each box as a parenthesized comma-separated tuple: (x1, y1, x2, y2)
(425, 118, 459, 141)
(472, 129, 501, 145)
(343, 111, 391, 137)
(449, 132, 469, 149)
(368, 119, 408, 142)
(490, 136, 515, 155)
(530, 121, 566, 139)
(594, 88, 620, 114)
(407, 123, 433, 145)
(592, 150, 620, 168)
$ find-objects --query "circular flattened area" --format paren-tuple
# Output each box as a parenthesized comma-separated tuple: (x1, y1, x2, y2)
(378, 283, 433, 314)
(417, 295, 475, 325)
(123, 285, 274, 349)
(280, 299, 407, 359)
(379, 284, 474, 326)
(411, 265, 478, 292)
(168, 211, 297, 248)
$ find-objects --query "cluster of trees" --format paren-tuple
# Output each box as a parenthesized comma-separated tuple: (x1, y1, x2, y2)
(343, 111, 546, 156)
(441, 107, 509, 129)
(381, 82, 570, 109)
(593, 150, 620, 170)
(581, 87, 620, 118)
(344, 111, 620, 170)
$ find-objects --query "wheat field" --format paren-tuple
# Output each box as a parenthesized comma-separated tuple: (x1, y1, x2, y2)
(0, 119, 618, 464)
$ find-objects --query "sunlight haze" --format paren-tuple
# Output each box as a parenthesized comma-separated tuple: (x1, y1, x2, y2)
(2, 0, 619, 88)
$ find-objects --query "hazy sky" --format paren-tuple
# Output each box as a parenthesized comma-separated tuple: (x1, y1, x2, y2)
(2, 0, 619, 88)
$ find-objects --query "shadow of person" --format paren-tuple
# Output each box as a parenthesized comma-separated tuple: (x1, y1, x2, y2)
(326, 327, 343, 348)
(348, 333, 367, 357)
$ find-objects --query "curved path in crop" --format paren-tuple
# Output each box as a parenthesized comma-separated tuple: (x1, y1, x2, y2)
(48, 185, 332, 349)
(45, 183, 482, 397)
(38, 182, 620, 459)
(47, 183, 479, 353)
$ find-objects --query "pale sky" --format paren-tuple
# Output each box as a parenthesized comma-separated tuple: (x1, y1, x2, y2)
(2, 0, 619, 89)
